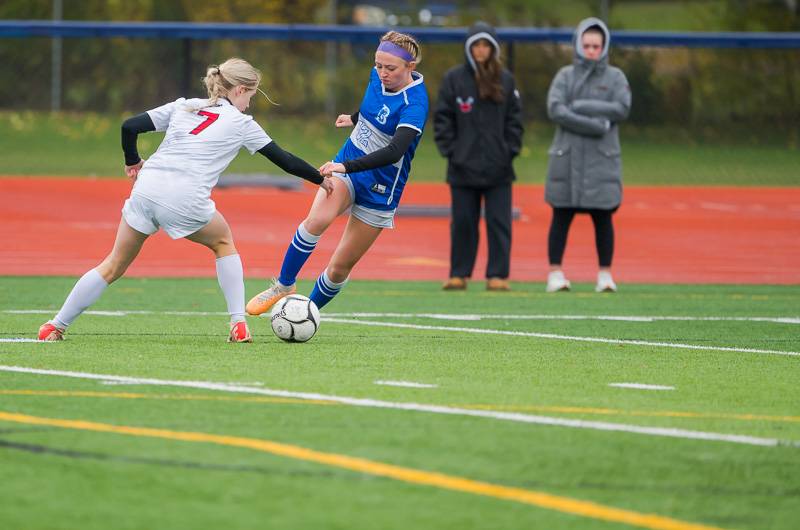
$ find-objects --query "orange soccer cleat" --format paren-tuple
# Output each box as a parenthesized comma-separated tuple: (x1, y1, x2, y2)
(246, 280, 296, 316)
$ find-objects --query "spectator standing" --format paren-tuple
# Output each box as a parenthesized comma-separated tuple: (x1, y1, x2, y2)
(434, 22, 523, 292)
(544, 18, 631, 293)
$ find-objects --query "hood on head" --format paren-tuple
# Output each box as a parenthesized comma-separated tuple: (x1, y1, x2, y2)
(464, 21, 500, 72)
(573, 17, 610, 61)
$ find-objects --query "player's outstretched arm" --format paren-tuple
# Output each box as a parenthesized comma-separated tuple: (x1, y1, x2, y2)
(257, 142, 328, 193)
(332, 126, 418, 175)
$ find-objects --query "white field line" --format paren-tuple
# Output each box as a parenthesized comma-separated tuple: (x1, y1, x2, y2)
(4, 309, 800, 324)
(374, 380, 438, 389)
(609, 383, 675, 391)
(4, 313, 797, 356)
(100, 380, 265, 387)
(323, 317, 800, 357)
(325, 313, 800, 325)
(0, 365, 796, 448)
(0, 338, 48, 343)
(4, 309, 228, 316)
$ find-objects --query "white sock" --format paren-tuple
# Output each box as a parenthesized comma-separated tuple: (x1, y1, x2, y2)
(298, 222, 322, 244)
(52, 268, 109, 329)
(216, 253, 245, 323)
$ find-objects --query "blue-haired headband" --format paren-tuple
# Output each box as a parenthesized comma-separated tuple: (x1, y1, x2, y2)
(377, 40, 415, 62)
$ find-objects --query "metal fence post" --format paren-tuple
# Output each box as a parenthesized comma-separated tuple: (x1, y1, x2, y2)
(51, 0, 62, 112)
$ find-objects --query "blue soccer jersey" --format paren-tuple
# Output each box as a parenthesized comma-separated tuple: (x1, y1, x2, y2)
(334, 68, 429, 211)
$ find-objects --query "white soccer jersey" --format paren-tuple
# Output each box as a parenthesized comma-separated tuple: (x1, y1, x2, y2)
(131, 97, 271, 221)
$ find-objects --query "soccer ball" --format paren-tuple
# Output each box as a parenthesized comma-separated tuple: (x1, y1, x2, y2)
(269, 294, 320, 343)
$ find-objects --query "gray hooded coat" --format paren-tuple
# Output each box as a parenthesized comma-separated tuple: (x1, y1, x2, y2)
(545, 18, 631, 209)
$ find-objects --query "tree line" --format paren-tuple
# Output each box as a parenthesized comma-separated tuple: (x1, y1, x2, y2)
(0, 0, 797, 145)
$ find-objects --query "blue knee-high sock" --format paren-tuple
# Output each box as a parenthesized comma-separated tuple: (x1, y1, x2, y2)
(310, 269, 347, 309)
(278, 223, 321, 286)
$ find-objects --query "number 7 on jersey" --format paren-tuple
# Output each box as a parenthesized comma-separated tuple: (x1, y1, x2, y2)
(189, 111, 219, 135)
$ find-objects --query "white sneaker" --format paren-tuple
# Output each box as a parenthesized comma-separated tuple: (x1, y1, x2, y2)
(546, 271, 571, 293)
(595, 271, 617, 292)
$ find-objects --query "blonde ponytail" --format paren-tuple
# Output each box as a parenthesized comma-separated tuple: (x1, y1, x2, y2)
(185, 57, 268, 111)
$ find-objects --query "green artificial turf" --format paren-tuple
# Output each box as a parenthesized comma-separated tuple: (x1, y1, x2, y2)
(0, 277, 799, 529)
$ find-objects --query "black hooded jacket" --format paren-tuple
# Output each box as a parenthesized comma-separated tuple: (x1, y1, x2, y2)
(433, 22, 524, 187)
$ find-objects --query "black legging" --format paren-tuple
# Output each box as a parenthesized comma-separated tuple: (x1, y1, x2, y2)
(547, 207, 615, 267)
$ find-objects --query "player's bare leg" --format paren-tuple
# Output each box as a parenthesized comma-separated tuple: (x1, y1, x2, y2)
(303, 175, 353, 234)
(40, 218, 148, 340)
(326, 215, 382, 283)
(247, 177, 352, 316)
(186, 211, 237, 257)
(96, 218, 150, 283)
(308, 215, 381, 310)
(187, 211, 251, 341)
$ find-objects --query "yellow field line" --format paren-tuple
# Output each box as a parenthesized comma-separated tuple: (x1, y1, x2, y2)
(460, 404, 800, 423)
(0, 410, 726, 530)
(2, 389, 796, 424)
(0, 389, 335, 406)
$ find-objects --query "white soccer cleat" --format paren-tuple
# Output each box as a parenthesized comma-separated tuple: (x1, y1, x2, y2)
(545, 271, 571, 293)
(595, 271, 618, 293)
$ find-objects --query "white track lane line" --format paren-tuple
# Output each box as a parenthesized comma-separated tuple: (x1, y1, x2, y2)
(323, 317, 800, 357)
(609, 383, 675, 391)
(0, 365, 796, 448)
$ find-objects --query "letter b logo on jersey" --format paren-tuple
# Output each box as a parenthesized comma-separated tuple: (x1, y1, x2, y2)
(376, 104, 391, 125)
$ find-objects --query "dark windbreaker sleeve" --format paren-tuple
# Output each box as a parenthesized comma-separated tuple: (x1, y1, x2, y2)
(257, 142, 324, 185)
(341, 127, 418, 174)
(121, 112, 156, 165)
(504, 78, 524, 158)
(433, 73, 457, 158)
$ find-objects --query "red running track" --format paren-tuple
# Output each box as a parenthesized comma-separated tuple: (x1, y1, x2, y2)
(1, 177, 799, 284)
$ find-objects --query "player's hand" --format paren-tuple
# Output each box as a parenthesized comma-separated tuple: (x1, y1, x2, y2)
(319, 161, 346, 177)
(320, 176, 335, 197)
(125, 159, 144, 180)
(335, 114, 354, 128)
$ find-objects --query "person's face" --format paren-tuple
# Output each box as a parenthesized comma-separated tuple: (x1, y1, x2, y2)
(470, 39, 493, 65)
(230, 85, 256, 111)
(375, 50, 415, 91)
(581, 32, 603, 60)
